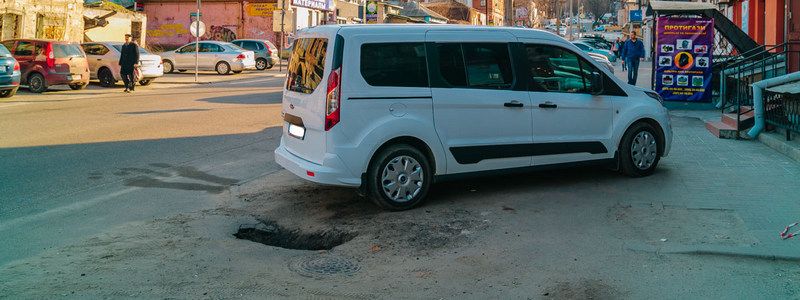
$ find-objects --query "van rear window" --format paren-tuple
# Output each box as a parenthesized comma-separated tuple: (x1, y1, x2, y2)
(53, 44, 84, 58)
(286, 38, 328, 94)
(360, 43, 428, 87)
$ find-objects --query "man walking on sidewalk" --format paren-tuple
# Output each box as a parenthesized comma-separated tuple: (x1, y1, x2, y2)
(620, 32, 645, 85)
(119, 34, 140, 93)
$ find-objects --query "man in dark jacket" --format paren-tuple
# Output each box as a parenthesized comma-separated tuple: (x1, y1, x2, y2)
(119, 34, 140, 93)
(620, 31, 645, 85)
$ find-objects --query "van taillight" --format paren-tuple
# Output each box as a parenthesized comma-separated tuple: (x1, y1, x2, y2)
(324, 67, 341, 131)
(45, 43, 55, 68)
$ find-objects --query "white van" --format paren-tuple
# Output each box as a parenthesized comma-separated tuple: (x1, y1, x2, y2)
(275, 25, 672, 210)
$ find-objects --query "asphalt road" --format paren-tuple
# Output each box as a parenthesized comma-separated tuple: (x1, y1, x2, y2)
(0, 70, 287, 265)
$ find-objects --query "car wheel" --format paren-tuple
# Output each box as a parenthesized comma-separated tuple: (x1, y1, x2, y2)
(69, 83, 87, 90)
(367, 144, 432, 211)
(28, 73, 47, 93)
(98, 68, 116, 87)
(619, 122, 661, 177)
(139, 79, 152, 86)
(163, 60, 174, 74)
(215, 61, 231, 75)
(0, 88, 17, 98)
(255, 58, 268, 70)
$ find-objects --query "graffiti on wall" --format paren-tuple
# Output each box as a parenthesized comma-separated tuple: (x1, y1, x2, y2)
(205, 25, 237, 42)
(148, 23, 189, 38)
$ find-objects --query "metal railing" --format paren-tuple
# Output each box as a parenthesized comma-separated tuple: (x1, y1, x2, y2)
(717, 42, 799, 136)
(764, 91, 800, 140)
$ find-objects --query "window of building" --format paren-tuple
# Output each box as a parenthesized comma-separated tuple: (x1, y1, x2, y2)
(360, 42, 428, 87)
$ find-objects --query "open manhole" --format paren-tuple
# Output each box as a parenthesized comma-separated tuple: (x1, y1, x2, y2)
(289, 254, 361, 278)
(234, 221, 357, 251)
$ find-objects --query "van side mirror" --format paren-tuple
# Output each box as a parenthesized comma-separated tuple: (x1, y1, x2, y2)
(590, 72, 604, 95)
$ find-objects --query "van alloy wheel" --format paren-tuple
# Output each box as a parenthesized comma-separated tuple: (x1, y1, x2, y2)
(380, 155, 423, 202)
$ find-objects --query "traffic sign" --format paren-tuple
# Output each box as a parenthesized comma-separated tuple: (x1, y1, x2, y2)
(189, 21, 206, 37)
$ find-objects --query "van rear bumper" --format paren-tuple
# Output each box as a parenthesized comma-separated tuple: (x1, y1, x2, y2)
(274, 141, 360, 187)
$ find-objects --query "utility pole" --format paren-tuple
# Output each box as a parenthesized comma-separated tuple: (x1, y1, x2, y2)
(195, 0, 200, 82)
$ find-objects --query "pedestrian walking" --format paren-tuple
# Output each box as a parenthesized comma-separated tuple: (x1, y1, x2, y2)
(119, 34, 140, 93)
(620, 31, 645, 85)
(618, 35, 627, 71)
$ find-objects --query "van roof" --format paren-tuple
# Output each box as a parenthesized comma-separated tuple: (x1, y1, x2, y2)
(299, 24, 565, 42)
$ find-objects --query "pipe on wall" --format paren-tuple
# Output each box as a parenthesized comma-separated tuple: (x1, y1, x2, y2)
(746, 71, 800, 138)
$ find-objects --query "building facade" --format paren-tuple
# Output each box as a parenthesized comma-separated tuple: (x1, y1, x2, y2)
(0, 0, 84, 42)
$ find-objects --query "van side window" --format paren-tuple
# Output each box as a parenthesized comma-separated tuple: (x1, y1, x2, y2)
(360, 43, 428, 87)
(436, 43, 467, 87)
(462, 43, 513, 89)
(525, 44, 591, 93)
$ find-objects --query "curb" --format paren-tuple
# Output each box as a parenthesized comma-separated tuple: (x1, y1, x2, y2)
(757, 130, 800, 163)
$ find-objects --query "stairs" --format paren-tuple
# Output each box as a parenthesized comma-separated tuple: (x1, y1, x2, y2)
(705, 107, 755, 139)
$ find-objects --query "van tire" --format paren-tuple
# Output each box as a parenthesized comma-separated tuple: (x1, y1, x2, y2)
(28, 73, 47, 93)
(367, 144, 432, 211)
(619, 122, 661, 177)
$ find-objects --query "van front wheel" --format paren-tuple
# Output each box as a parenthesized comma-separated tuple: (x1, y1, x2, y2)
(367, 144, 432, 211)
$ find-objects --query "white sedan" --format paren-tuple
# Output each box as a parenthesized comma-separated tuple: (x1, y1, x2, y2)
(82, 42, 164, 87)
(160, 41, 256, 75)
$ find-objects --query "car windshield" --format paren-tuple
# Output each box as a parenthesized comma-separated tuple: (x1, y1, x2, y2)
(111, 45, 152, 55)
(53, 44, 84, 58)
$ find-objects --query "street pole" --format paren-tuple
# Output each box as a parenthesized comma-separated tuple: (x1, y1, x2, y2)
(280, 0, 286, 72)
(195, 0, 200, 83)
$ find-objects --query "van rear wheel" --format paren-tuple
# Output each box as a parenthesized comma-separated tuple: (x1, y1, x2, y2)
(367, 144, 432, 211)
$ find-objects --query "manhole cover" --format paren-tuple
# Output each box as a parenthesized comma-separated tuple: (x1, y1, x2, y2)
(289, 255, 361, 278)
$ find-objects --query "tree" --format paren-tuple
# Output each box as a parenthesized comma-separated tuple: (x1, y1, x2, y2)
(583, 0, 611, 23)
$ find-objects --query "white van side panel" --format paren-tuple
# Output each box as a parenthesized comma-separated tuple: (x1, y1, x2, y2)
(330, 30, 447, 177)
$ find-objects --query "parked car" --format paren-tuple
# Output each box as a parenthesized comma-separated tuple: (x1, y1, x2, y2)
(587, 52, 614, 73)
(573, 41, 617, 62)
(275, 25, 672, 210)
(82, 42, 164, 87)
(0, 39, 89, 93)
(231, 39, 279, 70)
(578, 36, 613, 50)
(160, 41, 256, 75)
(0, 44, 20, 98)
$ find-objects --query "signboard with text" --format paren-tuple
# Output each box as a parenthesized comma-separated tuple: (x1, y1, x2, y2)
(246, 3, 277, 16)
(291, 0, 329, 10)
(654, 17, 714, 102)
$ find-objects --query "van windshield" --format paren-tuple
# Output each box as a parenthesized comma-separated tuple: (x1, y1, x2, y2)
(286, 38, 328, 94)
(53, 44, 84, 58)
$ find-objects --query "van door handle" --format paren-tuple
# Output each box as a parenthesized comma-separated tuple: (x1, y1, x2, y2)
(504, 101, 524, 108)
(539, 102, 558, 109)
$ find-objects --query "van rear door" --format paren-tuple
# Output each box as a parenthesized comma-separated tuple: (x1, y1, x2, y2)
(281, 27, 339, 165)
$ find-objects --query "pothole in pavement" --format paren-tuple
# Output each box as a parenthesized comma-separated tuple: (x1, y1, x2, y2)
(234, 221, 357, 251)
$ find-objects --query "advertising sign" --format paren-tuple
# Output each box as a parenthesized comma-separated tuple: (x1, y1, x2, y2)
(629, 10, 642, 23)
(246, 3, 277, 16)
(366, 1, 378, 23)
(292, 0, 328, 10)
(654, 17, 714, 102)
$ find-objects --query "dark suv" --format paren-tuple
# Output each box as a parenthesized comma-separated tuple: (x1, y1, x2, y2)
(1, 39, 89, 93)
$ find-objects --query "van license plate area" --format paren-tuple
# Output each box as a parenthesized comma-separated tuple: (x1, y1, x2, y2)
(288, 123, 305, 140)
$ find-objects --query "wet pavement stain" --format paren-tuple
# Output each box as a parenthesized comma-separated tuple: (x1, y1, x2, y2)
(114, 164, 238, 194)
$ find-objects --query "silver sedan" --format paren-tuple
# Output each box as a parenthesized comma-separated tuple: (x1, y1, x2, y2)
(160, 41, 256, 75)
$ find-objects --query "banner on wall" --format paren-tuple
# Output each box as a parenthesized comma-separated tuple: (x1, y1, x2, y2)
(654, 17, 714, 102)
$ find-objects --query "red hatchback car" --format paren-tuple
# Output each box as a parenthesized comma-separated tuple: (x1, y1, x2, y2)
(0, 39, 89, 93)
